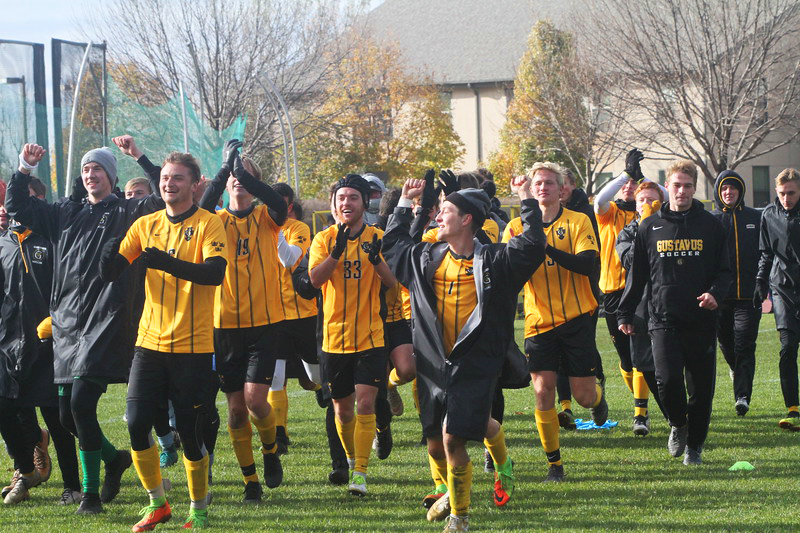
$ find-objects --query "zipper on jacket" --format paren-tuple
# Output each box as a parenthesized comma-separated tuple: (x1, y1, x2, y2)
(733, 211, 740, 299)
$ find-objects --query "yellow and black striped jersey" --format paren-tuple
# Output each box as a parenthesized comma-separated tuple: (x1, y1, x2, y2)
(401, 286, 411, 321)
(433, 250, 477, 355)
(309, 223, 385, 354)
(422, 218, 500, 244)
(597, 203, 636, 293)
(503, 208, 598, 337)
(384, 282, 409, 323)
(214, 204, 285, 329)
(278, 218, 317, 321)
(119, 207, 227, 353)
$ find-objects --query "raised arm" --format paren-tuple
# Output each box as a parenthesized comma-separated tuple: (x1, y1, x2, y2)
(502, 175, 547, 290)
(383, 176, 428, 288)
(232, 154, 288, 226)
(6, 144, 62, 240)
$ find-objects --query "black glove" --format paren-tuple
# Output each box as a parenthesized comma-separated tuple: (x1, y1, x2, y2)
(141, 247, 175, 272)
(438, 169, 459, 196)
(624, 149, 644, 180)
(366, 234, 382, 265)
(330, 224, 350, 260)
(421, 169, 437, 209)
(753, 280, 769, 309)
(100, 236, 122, 265)
(221, 139, 243, 171)
(232, 154, 255, 181)
(69, 176, 87, 202)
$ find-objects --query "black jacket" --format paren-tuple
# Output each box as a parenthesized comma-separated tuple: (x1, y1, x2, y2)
(382, 199, 545, 438)
(0, 228, 54, 402)
(711, 170, 761, 301)
(757, 197, 800, 328)
(618, 199, 732, 330)
(6, 170, 164, 383)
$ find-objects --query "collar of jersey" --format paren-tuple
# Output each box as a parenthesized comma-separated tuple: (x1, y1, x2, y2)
(542, 206, 564, 229)
(448, 248, 474, 261)
(345, 222, 367, 240)
(167, 204, 198, 224)
(226, 205, 255, 219)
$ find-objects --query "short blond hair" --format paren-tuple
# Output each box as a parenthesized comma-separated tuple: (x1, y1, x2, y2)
(124, 177, 151, 193)
(775, 168, 800, 186)
(666, 159, 698, 185)
(241, 155, 263, 182)
(527, 162, 566, 187)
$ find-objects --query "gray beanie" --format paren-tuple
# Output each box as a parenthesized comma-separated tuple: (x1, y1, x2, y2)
(81, 147, 118, 187)
(445, 188, 490, 228)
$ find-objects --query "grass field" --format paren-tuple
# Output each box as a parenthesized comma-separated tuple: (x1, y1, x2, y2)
(0, 321, 796, 532)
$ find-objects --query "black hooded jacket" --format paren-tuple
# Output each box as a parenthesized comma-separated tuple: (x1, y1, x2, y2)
(618, 199, 732, 330)
(757, 194, 800, 328)
(6, 169, 164, 384)
(711, 170, 761, 301)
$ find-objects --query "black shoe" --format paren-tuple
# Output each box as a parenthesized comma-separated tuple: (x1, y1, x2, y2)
(100, 449, 132, 503)
(417, 434, 427, 447)
(735, 397, 749, 417)
(263, 452, 283, 489)
(632, 415, 650, 437)
(75, 492, 104, 515)
(315, 388, 328, 409)
(243, 481, 263, 503)
(171, 428, 181, 450)
(328, 467, 349, 485)
(484, 449, 494, 473)
(275, 426, 289, 456)
(375, 426, 393, 460)
(590, 391, 609, 426)
(544, 464, 565, 482)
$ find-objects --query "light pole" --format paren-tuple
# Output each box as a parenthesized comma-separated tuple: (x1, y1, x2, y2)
(5, 76, 27, 142)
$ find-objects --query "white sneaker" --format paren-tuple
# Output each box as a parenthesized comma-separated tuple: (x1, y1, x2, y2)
(427, 490, 451, 521)
(4, 471, 41, 504)
(443, 514, 469, 532)
(348, 471, 367, 497)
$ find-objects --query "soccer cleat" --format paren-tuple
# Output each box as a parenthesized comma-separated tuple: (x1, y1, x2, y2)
(632, 415, 650, 437)
(348, 471, 367, 497)
(101, 449, 133, 503)
(75, 492, 104, 515)
(779, 413, 800, 431)
(667, 425, 688, 457)
(483, 449, 494, 473)
(263, 452, 283, 489)
(387, 385, 404, 416)
(735, 397, 749, 417)
(443, 514, 469, 532)
(493, 458, 514, 507)
(34, 428, 52, 483)
(375, 426, 393, 460)
(243, 481, 263, 503)
(544, 464, 565, 482)
(182, 507, 208, 529)
(422, 483, 448, 509)
(557, 409, 577, 430)
(160, 446, 179, 468)
(275, 426, 289, 456)
(590, 391, 609, 426)
(427, 490, 451, 521)
(328, 467, 349, 485)
(2, 470, 21, 499)
(132, 500, 172, 532)
(59, 488, 82, 505)
(3, 471, 41, 504)
(315, 388, 328, 409)
(683, 446, 702, 466)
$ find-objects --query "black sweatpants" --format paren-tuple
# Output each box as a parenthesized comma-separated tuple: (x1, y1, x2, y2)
(604, 289, 633, 372)
(0, 398, 34, 474)
(779, 329, 800, 409)
(651, 326, 716, 450)
(58, 379, 106, 451)
(717, 301, 761, 402)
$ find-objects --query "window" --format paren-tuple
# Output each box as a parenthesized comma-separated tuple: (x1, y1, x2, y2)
(752, 166, 771, 207)
(658, 170, 666, 185)
(595, 172, 613, 189)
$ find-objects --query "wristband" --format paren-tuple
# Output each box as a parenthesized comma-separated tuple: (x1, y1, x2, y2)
(19, 153, 38, 171)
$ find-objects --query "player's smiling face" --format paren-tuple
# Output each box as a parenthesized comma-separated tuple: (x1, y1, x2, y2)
(81, 162, 112, 200)
(435, 201, 470, 241)
(532, 169, 561, 207)
(226, 174, 252, 202)
(335, 187, 365, 226)
(160, 163, 198, 207)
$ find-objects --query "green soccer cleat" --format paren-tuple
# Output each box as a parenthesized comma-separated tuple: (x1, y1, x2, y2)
(778, 413, 800, 431)
(493, 458, 514, 507)
(182, 508, 208, 529)
(132, 500, 171, 532)
(422, 483, 448, 509)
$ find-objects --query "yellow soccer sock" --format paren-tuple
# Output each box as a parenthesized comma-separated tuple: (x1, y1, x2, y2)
(131, 445, 163, 494)
(591, 383, 604, 408)
(354, 413, 376, 474)
(535, 408, 561, 466)
(620, 364, 634, 394)
(633, 369, 650, 417)
(268, 389, 289, 430)
(334, 416, 356, 461)
(228, 424, 258, 484)
(388, 367, 409, 388)
(412, 379, 420, 414)
(447, 462, 473, 517)
(183, 454, 209, 504)
(560, 399, 572, 412)
(250, 410, 277, 455)
(789, 406, 799, 414)
(428, 454, 448, 486)
(483, 425, 508, 467)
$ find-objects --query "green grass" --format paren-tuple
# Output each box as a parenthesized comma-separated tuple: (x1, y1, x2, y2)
(1, 322, 796, 532)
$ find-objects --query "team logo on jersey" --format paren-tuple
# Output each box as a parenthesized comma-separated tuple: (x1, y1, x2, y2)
(98, 212, 109, 229)
(184, 227, 194, 242)
(556, 227, 566, 240)
(31, 245, 48, 264)
(465, 266, 474, 276)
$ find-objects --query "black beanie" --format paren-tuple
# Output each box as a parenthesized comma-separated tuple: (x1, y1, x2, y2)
(480, 180, 497, 199)
(333, 174, 371, 207)
(445, 188, 491, 228)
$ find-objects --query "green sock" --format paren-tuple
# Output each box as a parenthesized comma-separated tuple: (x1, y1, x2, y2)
(80, 449, 102, 494)
(151, 495, 166, 507)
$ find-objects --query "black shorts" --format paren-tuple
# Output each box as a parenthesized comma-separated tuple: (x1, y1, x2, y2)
(320, 348, 388, 400)
(280, 317, 319, 365)
(384, 319, 412, 352)
(602, 289, 624, 317)
(127, 347, 216, 412)
(525, 313, 600, 377)
(214, 324, 283, 393)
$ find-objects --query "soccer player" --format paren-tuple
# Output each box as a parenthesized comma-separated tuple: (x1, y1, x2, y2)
(198, 141, 289, 503)
(383, 172, 545, 532)
(309, 174, 397, 497)
(711, 170, 761, 417)
(125, 177, 153, 200)
(100, 151, 227, 530)
(7, 142, 163, 514)
(755, 168, 800, 430)
(618, 159, 731, 465)
(504, 162, 607, 483)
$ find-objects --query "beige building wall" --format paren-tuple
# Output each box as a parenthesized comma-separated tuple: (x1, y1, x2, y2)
(448, 85, 510, 170)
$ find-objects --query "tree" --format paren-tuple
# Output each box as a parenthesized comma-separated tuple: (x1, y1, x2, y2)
(576, 0, 800, 185)
(292, 38, 464, 197)
(489, 20, 629, 195)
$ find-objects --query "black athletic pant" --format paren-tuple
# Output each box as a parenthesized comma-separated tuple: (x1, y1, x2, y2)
(203, 386, 220, 455)
(491, 388, 505, 424)
(717, 301, 761, 402)
(325, 403, 347, 470)
(639, 370, 667, 420)
(58, 379, 106, 451)
(604, 289, 633, 372)
(651, 326, 716, 450)
(0, 398, 34, 474)
(779, 329, 800, 409)
(375, 381, 392, 431)
(17, 406, 80, 491)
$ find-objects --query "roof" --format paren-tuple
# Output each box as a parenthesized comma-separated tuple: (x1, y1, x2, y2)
(366, 0, 557, 85)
